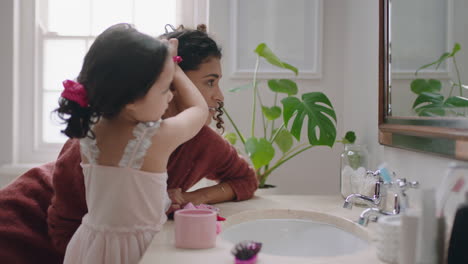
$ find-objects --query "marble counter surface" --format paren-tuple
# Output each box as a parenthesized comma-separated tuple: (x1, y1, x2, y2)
(139, 195, 384, 264)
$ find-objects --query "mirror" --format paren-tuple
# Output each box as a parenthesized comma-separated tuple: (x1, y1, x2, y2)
(379, 0, 468, 160)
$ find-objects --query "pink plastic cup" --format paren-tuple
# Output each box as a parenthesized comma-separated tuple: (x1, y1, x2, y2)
(174, 209, 217, 249)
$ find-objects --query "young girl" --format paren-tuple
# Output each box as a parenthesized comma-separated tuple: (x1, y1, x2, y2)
(56, 23, 208, 264)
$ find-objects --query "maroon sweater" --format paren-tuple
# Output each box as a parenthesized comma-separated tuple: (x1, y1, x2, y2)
(0, 126, 257, 263)
(0, 163, 61, 263)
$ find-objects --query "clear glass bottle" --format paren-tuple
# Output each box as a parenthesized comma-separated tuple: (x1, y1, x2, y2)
(340, 144, 371, 199)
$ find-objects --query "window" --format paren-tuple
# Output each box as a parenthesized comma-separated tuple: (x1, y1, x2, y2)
(13, 0, 209, 165)
(40, 0, 176, 143)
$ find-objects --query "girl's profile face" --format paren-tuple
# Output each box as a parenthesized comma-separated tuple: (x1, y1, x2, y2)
(127, 56, 175, 122)
(185, 57, 224, 125)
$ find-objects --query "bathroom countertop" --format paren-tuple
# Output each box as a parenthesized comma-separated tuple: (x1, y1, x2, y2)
(139, 195, 384, 264)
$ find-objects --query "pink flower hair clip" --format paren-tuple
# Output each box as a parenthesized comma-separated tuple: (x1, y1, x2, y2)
(61, 80, 88, 108)
(173, 56, 183, 64)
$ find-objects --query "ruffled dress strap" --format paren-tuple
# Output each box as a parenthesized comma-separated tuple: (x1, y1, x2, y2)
(80, 136, 99, 165)
(118, 120, 161, 169)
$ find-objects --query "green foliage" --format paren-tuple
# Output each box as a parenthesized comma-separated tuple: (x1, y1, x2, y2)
(268, 79, 298, 95)
(337, 131, 356, 145)
(273, 128, 294, 153)
(224, 43, 337, 188)
(337, 131, 360, 170)
(282, 93, 337, 147)
(254, 43, 298, 75)
(347, 153, 362, 170)
(224, 132, 237, 145)
(410, 43, 468, 116)
(245, 137, 275, 170)
(261, 106, 281, 120)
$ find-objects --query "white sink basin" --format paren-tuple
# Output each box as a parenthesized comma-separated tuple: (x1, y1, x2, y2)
(220, 210, 369, 257)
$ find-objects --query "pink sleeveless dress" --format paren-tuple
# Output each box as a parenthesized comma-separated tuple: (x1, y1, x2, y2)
(63, 121, 171, 264)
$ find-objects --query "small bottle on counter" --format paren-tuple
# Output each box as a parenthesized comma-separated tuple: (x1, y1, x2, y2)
(340, 144, 372, 199)
(415, 188, 438, 264)
(399, 208, 420, 264)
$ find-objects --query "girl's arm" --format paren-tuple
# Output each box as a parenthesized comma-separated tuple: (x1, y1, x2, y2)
(167, 127, 259, 206)
(159, 65, 208, 150)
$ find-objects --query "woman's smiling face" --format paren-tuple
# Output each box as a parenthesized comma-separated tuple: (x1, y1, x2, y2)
(185, 57, 224, 125)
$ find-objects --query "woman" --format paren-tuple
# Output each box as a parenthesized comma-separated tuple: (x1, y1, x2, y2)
(0, 25, 258, 263)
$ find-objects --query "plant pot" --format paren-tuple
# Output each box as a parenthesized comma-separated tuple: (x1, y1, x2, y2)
(255, 184, 278, 196)
(340, 144, 374, 200)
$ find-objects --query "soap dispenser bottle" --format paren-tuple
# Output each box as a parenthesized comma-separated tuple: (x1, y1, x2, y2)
(415, 188, 438, 264)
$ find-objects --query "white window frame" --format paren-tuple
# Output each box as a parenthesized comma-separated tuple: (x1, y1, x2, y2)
(2, 0, 208, 170)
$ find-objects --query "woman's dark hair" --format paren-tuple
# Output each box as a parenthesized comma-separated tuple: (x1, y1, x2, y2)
(213, 101, 225, 134)
(55, 23, 168, 138)
(162, 24, 222, 71)
(163, 24, 225, 133)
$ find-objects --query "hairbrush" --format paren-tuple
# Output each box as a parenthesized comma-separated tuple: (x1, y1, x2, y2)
(231, 240, 262, 264)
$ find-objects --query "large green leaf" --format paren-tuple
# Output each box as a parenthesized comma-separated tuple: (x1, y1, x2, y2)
(245, 137, 275, 169)
(224, 132, 237, 145)
(413, 92, 445, 116)
(415, 105, 446, 116)
(281, 92, 337, 147)
(444, 96, 468, 107)
(410, 79, 442, 95)
(273, 128, 294, 153)
(416, 52, 450, 74)
(261, 106, 282, 120)
(415, 43, 461, 74)
(412, 92, 444, 108)
(268, 79, 298, 95)
(254, 43, 298, 75)
(450, 42, 461, 57)
(281, 63, 299, 76)
(342, 131, 356, 144)
(414, 95, 468, 117)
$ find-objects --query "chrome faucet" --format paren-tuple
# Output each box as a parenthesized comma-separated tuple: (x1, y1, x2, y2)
(357, 178, 419, 226)
(343, 170, 387, 210)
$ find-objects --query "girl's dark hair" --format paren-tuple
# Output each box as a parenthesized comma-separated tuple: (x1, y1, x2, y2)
(56, 23, 168, 138)
(162, 24, 222, 71)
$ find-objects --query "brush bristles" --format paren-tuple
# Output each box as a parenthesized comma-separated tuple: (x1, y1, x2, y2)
(231, 240, 262, 260)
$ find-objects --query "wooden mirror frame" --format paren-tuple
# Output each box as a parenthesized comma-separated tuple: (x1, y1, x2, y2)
(378, 0, 468, 161)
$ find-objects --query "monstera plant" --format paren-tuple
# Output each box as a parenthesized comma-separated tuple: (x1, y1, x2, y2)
(410, 43, 468, 116)
(223, 43, 337, 188)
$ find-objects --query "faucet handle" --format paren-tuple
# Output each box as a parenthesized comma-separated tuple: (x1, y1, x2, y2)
(366, 170, 381, 178)
(395, 178, 419, 191)
(393, 178, 418, 213)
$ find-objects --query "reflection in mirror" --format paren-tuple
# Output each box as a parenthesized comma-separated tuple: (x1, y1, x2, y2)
(379, 0, 468, 161)
(390, 0, 468, 118)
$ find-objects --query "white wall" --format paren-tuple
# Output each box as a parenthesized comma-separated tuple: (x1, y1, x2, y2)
(209, 0, 347, 195)
(0, 0, 15, 167)
(0, 0, 23, 187)
(341, 0, 382, 170)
